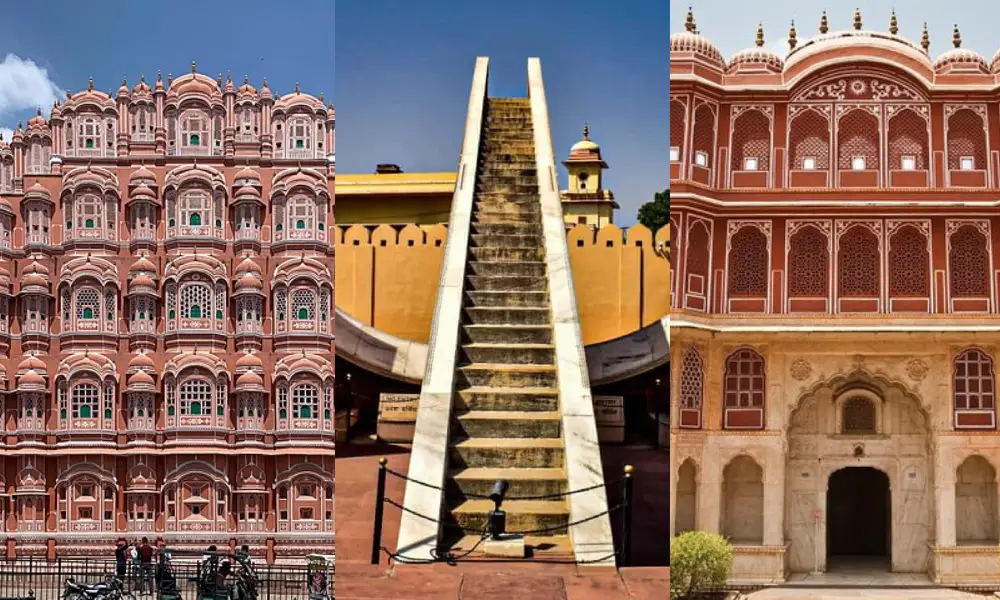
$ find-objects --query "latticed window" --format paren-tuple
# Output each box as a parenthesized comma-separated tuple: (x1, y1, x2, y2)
(58, 383, 68, 420)
(842, 397, 876, 434)
(692, 105, 715, 169)
(838, 226, 880, 298)
(287, 196, 315, 234)
(727, 226, 768, 298)
(723, 348, 765, 430)
(275, 288, 288, 323)
(180, 284, 211, 319)
(679, 349, 703, 428)
(75, 288, 101, 323)
(954, 348, 996, 429)
(216, 378, 227, 417)
(180, 110, 208, 149)
(291, 288, 315, 321)
(319, 287, 330, 322)
(77, 118, 102, 153)
(72, 384, 99, 419)
(278, 385, 289, 419)
(72, 193, 103, 233)
(670, 100, 686, 161)
(888, 110, 928, 170)
(788, 226, 829, 297)
(104, 291, 116, 324)
(292, 384, 319, 419)
(947, 109, 987, 171)
(950, 225, 990, 297)
(730, 110, 770, 173)
(179, 380, 212, 416)
(289, 118, 312, 151)
(181, 190, 209, 227)
(323, 386, 332, 420)
(103, 385, 114, 419)
(214, 285, 226, 320)
(789, 110, 830, 171)
(837, 109, 879, 171)
(889, 226, 929, 297)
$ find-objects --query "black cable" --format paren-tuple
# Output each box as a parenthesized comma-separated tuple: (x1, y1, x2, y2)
(383, 467, 624, 501)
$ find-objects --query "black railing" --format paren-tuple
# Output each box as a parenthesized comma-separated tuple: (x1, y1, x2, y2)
(0, 556, 326, 600)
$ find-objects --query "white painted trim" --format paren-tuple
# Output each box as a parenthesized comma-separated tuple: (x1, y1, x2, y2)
(528, 57, 615, 566)
(671, 319, 1000, 333)
(395, 57, 490, 563)
(670, 191, 1000, 209)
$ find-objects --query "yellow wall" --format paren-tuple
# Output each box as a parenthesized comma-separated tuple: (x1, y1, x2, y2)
(562, 202, 615, 228)
(335, 223, 669, 345)
(335, 195, 453, 225)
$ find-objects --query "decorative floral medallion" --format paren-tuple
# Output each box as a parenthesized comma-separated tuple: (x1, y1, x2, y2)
(906, 359, 929, 382)
(790, 359, 812, 381)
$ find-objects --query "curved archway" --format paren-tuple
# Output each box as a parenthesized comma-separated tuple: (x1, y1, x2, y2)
(827, 466, 890, 563)
(675, 458, 698, 534)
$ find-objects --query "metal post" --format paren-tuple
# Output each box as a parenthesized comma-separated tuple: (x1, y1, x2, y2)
(622, 464, 634, 566)
(345, 373, 353, 443)
(371, 457, 388, 565)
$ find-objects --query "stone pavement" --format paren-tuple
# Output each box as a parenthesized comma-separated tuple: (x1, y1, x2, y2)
(334, 441, 668, 598)
(747, 588, 990, 599)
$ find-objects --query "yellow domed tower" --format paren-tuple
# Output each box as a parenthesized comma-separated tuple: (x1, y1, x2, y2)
(561, 123, 618, 227)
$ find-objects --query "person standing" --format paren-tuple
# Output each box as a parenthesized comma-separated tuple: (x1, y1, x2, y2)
(114, 539, 129, 580)
(137, 537, 155, 594)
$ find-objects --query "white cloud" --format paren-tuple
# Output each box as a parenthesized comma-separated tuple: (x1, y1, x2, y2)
(772, 37, 790, 56)
(0, 128, 12, 142)
(0, 53, 62, 131)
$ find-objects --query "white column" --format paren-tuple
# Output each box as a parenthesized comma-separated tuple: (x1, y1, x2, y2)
(935, 444, 956, 547)
(763, 447, 785, 546)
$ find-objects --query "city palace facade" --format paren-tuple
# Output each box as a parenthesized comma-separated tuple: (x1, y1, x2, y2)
(0, 63, 335, 562)
(670, 9, 1000, 586)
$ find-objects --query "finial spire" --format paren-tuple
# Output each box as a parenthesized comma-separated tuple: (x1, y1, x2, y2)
(583, 122, 590, 139)
(854, 7, 862, 31)
(820, 10, 829, 34)
(789, 20, 798, 49)
(35, 107, 40, 116)
(685, 6, 696, 33)
(216, 73, 223, 85)
(168, 73, 173, 85)
(244, 74, 249, 85)
(140, 73, 146, 83)
(889, 9, 898, 35)
(755, 23, 764, 47)
(921, 22, 930, 52)
(953, 24, 961, 48)
(87, 77, 94, 92)
(226, 71, 232, 84)
(191, 60, 196, 74)
(295, 82, 300, 94)
(122, 76, 127, 86)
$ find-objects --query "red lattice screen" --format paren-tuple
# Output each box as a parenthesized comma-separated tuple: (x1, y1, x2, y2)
(837, 109, 879, 171)
(838, 226, 880, 297)
(723, 348, 765, 430)
(670, 220, 678, 270)
(671, 100, 687, 155)
(788, 226, 829, 297)
(685, 221, 710, 294)
(730, 110, 770, 172)
(679, 349, 703, 429)
(727, 226, 768, 297)
(789, 109, 830, 169)
(888, 226, 929, 297)
(954, 348, 996, 429)
(888, 110, 928, 170)
(947, 109, 987, 171)
(949, 225, 989, 297)
(693, 104, 716, 168)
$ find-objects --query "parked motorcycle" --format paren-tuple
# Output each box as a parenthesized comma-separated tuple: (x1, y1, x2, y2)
(62, 574, 135, 600)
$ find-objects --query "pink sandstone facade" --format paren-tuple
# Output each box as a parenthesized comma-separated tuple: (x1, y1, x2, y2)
(0, 64, 335, 562)
(671, 9, 1000, 586)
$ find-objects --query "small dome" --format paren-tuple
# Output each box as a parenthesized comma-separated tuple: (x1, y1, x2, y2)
(236, 370, 264, 392)
(26, 108, 48, 132)
(236, 351, 263, 371)
(167, 68, 222, 99)
(670, 31, 725, 70)
(570, 139, 600, 153)
(235, 256, 261, 275)
(130, 165, 156, 185)
(236, 271, 263, 291)
(18, 369, 44, 389)
(989, 48, 1000, 72)
(129, 352, 155, 371)
(129, 273, 156, 291)
(18, 354, 45, 374)
(23, 261, 49, 277)
(0, 198, 13, 215)
(127, 370, 155, 390)
(728, 47, 784, 74)
(129, 255, 157, 275)
(235, 165, 261, 182)
(934, 48, 989, 74)
(24, 182, 51, 201)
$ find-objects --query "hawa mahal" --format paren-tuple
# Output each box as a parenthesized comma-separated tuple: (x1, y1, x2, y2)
(671, 9, 1000, 586)
(0, 63, 334, 562)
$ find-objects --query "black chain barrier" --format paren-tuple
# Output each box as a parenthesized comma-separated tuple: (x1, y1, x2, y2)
(369, 457, 635, 567)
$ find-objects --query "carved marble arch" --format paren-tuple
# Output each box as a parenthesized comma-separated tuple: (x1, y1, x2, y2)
(955, 454, 999, 544)
(787, 106, 831, 171)
(726, 221, 770, 298)
(836, 106, 880, 172)
(720, 454, 764, 545)
(670, 98, 687, 161)
(887, 221, 930, 298)
(787, 368, 930, 433)
(945, 105, 988, 173)
(729, 107, 772, 175)
(675, 457, 698, 535)
(786, 221, 831, 299)
(952, 347, 997, 430)
(886, 106, 930, 171)
(690, 100, 717, 171)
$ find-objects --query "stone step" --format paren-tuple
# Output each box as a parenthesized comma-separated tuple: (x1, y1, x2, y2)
(464, 290, 548, 308)
(463, 306, 550, 325)
(447, 467, 567, 499)
(478, 161, 536, 169)
(460, 343, 555, 365)
(445, 534, 573, 557)
(477, 175, 538, 186)
(469, 246, 545, 262)
(448, 437, 565, 469)
(454, 387, 559, 412)
(455, 363, 557, 388)
(476, 185, 539, 197)
(466, 261, 546, 278)
(474, 201, 541, 213)
(473, 192, 539, 203)
(448, 499, 569, 535)
(452, 410, 561, 438)
(480, 142, 534, 153)
(461, 324, 553, 345)
(469, 233, 542, 249)
(471, 222, 543, 236)
(464, 275, 548, 292)
(472, 210, 540, 224)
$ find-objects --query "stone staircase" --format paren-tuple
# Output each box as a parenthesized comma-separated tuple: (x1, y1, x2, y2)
(441, 97, 570, 554)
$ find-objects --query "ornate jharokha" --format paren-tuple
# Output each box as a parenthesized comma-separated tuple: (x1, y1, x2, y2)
(672, 8, 1000, 587)
(0, 64, 335, 562)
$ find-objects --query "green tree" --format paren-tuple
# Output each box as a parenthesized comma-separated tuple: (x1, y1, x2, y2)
(637, 189, 669, 233)
(670, 531, 733, 599)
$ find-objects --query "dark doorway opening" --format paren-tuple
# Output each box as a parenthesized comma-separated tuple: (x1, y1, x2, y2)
(827, 467, 890, 562)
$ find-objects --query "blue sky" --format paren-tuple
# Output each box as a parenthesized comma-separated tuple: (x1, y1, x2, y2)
(336, 0, 668, 225)
(0, 0, 334, 140)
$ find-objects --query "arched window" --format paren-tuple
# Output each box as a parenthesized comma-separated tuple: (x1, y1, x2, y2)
(75, 287, 100, 324)
(292, 288, 315, 322)
(726, 226, 768, 299)
(288, 117, 312, 154)
(788, 225, 829, 300)
(292, 384, 319, 419)
(679, 349, 703, 429)
(180, 283, 211, 321)
(954, 348, 996, 429)
(888, 225, 929, 298)
(723, 348, 765, 430)
(838, 225, 880, 299)
(179, 379, 212, 416)
(72, 383, 99, 419)
(949, 224, 990, 300)
(179, 109, 209, 154)
(181, 189, 209, 229)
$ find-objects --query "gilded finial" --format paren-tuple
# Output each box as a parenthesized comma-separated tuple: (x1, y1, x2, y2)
(226, 71, 232, 84)
(889, 9, 898, 35)
(87, 77, 94, 92)
(953, 24, 961, 48)
(755, 23, 764, 47)
(65, 89, 71, 99)
(295, 82, 300, 94)
(854, 7, 862, 31)
(921, 22, 930, 52)
(216, 73, 223, 85)
(167, 73, 173, 85)
(685, 6, 696, 33)
(319, 91, 324, 102)
(262, 77, 268, 87)
(191, 60, 196, 74)
(156, 71, 162, 82)
(789, 20, 798, 49)
(122, 76, 127, 86)
(820, 10, 829, 34)
(140, 74, 146, 83)
(244, 75, 249, 85)
(35, 107, 40, 116)
(583, 122, 590, 139)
